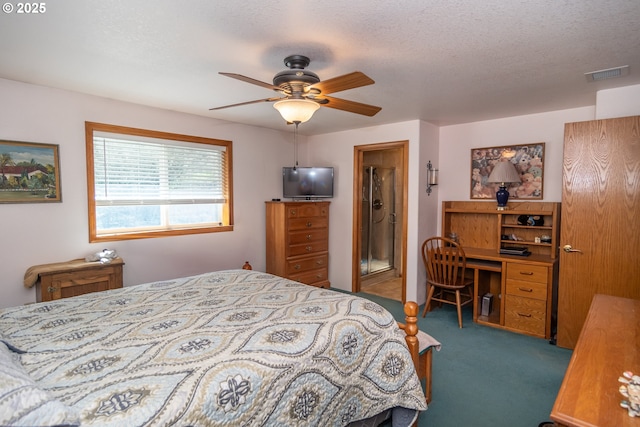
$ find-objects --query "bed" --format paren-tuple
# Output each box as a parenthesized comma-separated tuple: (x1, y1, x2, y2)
(0, 269, 427, 426)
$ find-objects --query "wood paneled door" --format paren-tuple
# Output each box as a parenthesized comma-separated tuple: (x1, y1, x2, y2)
(557, 115, 640, 349)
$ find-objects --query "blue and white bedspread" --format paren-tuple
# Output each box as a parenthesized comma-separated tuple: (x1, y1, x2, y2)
(0, 269, 426, 426)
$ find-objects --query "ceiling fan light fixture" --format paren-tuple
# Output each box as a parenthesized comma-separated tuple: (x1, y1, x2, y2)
(273, 99, 320, 123)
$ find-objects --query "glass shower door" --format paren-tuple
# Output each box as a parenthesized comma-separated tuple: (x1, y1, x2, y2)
(361, 166, 395, 276)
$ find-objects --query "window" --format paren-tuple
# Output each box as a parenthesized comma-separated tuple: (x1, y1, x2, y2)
(86, 122, 233, 242)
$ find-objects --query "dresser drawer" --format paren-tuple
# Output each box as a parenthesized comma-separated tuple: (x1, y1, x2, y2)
(287, 203, 329, 219)
(506, 279, 547, 301)
(288, 228, 329, 245)
(288, 216, 328, 231)
(506, 263, 548, 284)
(288, 241, 328, 257)
(504, 295, 546, 336)
(290, 268, 329, 287)
(287, 254, 328, 275)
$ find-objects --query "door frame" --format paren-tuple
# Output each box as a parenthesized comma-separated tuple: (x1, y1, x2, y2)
(352, 140, 409, 303)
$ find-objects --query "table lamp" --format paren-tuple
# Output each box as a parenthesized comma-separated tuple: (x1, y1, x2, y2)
(487, 160, 521, 210)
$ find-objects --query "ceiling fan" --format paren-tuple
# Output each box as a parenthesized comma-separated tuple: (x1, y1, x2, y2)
(209, 55, 381, 123)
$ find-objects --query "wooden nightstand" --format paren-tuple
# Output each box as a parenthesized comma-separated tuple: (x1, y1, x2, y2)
(24, 258, 124, 302)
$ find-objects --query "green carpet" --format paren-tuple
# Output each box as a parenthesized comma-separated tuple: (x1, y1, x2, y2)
(355, 292, 573, 427)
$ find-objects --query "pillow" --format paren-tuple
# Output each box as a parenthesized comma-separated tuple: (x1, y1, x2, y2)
(0, 342, 80, 427)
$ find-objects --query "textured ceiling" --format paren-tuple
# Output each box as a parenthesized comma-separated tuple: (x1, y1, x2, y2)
(1, 0, 639, 135)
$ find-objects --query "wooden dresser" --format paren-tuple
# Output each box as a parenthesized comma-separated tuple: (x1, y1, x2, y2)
(551, 294, 640, 426)
(265, 201, 330, 288)
(25, 258, 125, 302)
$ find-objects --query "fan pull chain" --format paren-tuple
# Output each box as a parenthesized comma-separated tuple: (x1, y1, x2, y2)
(293, 121, 300, 170)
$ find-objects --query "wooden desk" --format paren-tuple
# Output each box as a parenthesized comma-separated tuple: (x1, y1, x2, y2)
(461, 247, 557, 339)
(440, 201, 561, 338)
(551, 294, 640, 427)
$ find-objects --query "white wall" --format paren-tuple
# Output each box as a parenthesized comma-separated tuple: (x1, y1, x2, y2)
(3, 78, 636, 310)
(415, 121, 440, 303)
(0, 78, 295, 308)
(306, 120, 439, 303)
(596, 83, 640, 119)
(437, 106, 596, 226)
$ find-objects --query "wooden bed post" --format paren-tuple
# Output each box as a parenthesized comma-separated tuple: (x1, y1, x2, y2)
(402, 301, 420, 372)
(400, 300, 435, 407)
(401, 301, 421, 427)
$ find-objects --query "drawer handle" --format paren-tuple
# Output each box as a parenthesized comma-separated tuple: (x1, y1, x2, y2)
(316, 260, 323, 265)
(519, 271, 534, 276)
(290, 210, 297, 216)
(294, 264, 301, 270)
(316, 274, 322, 278)
(517, 312, 532, 318)
(518, 287, 533, 292)
(306, 246, 312, 252)
(306, 234, 312, 240)
(47, 286, 58, 293)
(306, 222, 313, 227)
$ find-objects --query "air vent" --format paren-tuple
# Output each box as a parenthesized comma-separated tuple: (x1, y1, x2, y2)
(585, 65, 629, 82)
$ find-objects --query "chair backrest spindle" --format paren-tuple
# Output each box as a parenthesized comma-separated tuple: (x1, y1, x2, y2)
(422, 237, 467, 288)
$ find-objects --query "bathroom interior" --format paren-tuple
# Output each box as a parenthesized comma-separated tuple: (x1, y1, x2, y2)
(360, 147, 404, 301)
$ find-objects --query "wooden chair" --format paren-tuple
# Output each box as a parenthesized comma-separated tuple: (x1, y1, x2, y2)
(421, 236, 474, 328)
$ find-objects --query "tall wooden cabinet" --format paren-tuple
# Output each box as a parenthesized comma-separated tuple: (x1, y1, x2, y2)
(441, 201, 560, 339)
(265, 201, 330, 288)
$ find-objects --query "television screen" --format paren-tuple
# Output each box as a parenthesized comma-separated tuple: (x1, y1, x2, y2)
(283, 167, 334, 199)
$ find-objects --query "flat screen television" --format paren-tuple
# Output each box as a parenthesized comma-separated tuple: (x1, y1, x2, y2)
(283, 167, 334, 199)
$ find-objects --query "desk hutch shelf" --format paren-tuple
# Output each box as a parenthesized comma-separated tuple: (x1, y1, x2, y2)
(441, 201, 560, 339)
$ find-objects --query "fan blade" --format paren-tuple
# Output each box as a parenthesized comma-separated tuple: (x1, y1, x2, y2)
(320, 95, 381, 116)
(308, 71, 374, 95)
(209, 97, 284, 111)
(219, 72, 283, 92)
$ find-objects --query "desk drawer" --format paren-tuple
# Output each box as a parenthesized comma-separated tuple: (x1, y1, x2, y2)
(506, 263, 548, 284)
(504, 295, 546, 336)
(506, 279, 547, 301)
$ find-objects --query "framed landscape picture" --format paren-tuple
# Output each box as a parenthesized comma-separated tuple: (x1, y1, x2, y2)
(0, 140, 61, 203)
(470, 143, 545, 200)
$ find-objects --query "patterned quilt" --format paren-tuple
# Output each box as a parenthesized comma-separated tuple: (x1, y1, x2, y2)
(0, 269, 426, 426)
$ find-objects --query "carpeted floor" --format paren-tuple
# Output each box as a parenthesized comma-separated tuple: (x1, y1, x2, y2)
(354, 292, 573, 427)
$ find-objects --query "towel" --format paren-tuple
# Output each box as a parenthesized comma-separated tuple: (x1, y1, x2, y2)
(23, 259, 94, 288)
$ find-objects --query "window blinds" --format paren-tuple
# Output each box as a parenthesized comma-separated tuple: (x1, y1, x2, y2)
(93, 136, 227, 206)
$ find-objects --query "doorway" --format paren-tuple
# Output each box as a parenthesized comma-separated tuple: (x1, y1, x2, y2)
(352, 141, 408, 302)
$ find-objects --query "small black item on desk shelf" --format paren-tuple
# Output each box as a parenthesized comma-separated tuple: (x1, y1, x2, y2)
(517, 215, 544, 226)
(500, 245, 531, 256)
